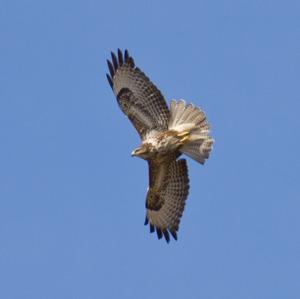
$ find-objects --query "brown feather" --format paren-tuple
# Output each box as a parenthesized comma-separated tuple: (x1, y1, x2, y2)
(117, 48, 123, 66)
(145, 158, 189, 242)
(111, 52, 118, 70)
(106, 49, 170, 139)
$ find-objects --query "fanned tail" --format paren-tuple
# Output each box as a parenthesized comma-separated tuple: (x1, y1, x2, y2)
(169, 99, 214, 164)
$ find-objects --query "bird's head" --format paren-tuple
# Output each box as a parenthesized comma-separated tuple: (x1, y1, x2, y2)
(131, 145, 149, 159)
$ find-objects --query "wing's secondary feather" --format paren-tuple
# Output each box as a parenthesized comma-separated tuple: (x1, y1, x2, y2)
(145, 158, 190, 243)
(106, 49, 170, 139)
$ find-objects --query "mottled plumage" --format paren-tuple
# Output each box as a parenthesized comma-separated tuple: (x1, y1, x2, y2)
(106, 49, 214, 242)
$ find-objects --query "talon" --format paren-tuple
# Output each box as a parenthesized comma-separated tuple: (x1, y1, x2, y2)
(177, 131, 189, 137)
(180, 136, 189, 143)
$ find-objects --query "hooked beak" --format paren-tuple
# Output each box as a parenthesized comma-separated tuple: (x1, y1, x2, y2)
(131, 147, 145, 157)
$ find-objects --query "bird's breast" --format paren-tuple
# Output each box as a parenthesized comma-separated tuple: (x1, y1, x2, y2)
(145, 130, 180, 157)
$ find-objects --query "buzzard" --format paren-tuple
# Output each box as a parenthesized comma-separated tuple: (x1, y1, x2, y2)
(106, 49, 213, 242)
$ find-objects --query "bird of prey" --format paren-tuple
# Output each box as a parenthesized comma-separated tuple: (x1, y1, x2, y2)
(106, 49, 213, 243)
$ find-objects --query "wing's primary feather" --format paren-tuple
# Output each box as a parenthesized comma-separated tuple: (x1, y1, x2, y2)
(106, 49, 170, 139)
(145, 158, 190, 242)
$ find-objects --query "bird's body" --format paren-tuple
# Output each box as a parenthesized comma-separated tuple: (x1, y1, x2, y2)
(106, 49, 214, 242)
(132, 129, 183, 161)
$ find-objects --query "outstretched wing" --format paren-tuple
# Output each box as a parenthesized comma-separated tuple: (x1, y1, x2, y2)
(145, 158, 190, 243)
(106, 49, 170, 139)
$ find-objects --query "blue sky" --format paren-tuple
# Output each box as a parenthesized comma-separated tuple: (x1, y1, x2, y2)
(0, 0, 299, 298)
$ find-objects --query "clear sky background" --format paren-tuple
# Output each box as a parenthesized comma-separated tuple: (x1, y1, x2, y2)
(1, 0, 299, 298)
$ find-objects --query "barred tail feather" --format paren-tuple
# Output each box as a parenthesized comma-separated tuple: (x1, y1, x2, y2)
(180, 137, 214, 164)
(169, 99, 207, 129)
(169, 99, 214, 164)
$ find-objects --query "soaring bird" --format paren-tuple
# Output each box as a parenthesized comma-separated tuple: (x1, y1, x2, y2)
(106, 49, 213, 242)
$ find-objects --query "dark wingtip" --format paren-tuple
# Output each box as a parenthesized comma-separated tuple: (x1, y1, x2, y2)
(107, 49, 134, 85)
(156, 228, 163, 239)
(124, 49, 129, 61)
(129, 57, 135, 67)
(144, 216, 149, 225)
(117, 48, 123, 66)
(150, 224, 155, 233)
(170, 230, 178, 241)
(145, 222, 174, 243)
(106, 74, 113, 88)
(111, 51, 118, 70)
(107, 59, 115, 78)
(163, 230, 170, 243)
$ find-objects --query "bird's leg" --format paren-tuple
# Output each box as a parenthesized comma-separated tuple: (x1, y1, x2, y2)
(177, 131, 189, 137)
(177, 131, 190, 145)
(180, 135, 189, 143)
